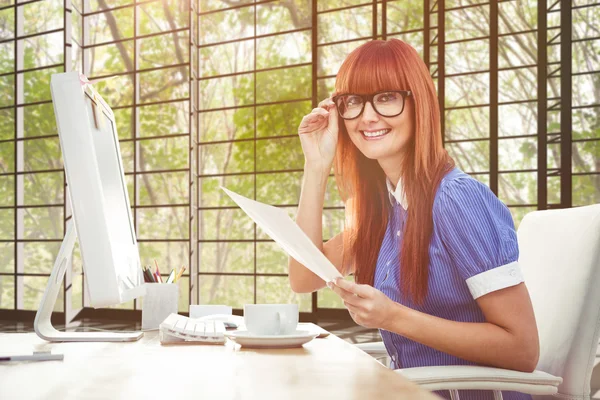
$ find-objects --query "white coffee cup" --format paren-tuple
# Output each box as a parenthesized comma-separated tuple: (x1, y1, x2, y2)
(244, 304, 299, 336)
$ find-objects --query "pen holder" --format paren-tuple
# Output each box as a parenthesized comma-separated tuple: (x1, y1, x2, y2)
(142, 283, 179, 330)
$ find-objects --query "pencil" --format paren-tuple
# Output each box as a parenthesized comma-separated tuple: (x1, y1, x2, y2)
(175, 265, 186, 282)
(154, 259, 163, 283)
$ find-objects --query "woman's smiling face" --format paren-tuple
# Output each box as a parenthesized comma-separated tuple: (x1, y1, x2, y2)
(342, 92, 414, 163)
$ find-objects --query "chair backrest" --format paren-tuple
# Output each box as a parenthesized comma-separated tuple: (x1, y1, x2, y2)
(518, 204, 600, 400)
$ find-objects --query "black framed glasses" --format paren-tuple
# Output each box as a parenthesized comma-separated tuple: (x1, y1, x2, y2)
(332, 90, 412, 120)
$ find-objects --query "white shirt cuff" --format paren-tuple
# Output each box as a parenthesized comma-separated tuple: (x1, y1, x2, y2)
(465, 261, 524, 299)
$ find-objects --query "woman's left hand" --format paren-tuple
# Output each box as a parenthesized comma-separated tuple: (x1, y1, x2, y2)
(328, 277, 401, 329)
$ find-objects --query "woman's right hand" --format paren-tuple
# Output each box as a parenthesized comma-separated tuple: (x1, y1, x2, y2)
(298, 97, 339, 172)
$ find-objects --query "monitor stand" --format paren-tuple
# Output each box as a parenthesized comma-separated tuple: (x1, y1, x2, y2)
(34, 219, 143, 342)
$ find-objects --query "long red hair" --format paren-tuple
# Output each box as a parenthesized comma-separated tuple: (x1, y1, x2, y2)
(334, 39, 455, 305)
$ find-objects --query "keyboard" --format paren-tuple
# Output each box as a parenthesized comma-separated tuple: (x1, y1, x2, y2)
(159, 313, 226, 345)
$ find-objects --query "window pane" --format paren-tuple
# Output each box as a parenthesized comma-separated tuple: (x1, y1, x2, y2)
(498, 0, 536, 34)
(573, 174, 600, 206)
(318, 40, 369, 77)
(572, 140, 599, 174)
(198, 275, 253, 308)
(318, 6, 372, 44)
(256, 65, 311, 103)
(199, 141, 254, 175)
(256, 31, 311, 70)
(0, 142, 15, 173)
(199, 6, 254, 46)
(0, 8, 15, 41)
(20, 31, 63, 70)
(573, 73, 599, 108)
(85, 40, 134, 76)
(18, 207, 63, 240)
(0, 275, 14, 309)
(22, 66, 62, 104)
(0, 176, 14, 206)
(256, 101, 310, 138)
(23, 103, 58, 138)
(138, 136, 189, 172)
(199, 242, 253, 273)
(256, 137, 304, 172)
(446, 140, 490, 173)
(19, 276, 63, 311)
(446, 107, 489, 141)
(138, 32, 188, 70)
(0, 74, 15, 107)
(446, 73, 489, 107)
(257, 0, 310, 35)
(138, 101, 188, 137)
(499, 138, 537, 172)
(91, 74, 133, 107)
(137, 0, 188, 36)
(499, 67, 537, 103)
(86, 7, 134, 46)
(200, 73, 254, 110)
(573, 107, 600, 140)
(0, 109, 15, 140)
(137, 241, 189, 274)
(0, 242, 14, 273)
(199, 108, 254, 142)
(22, 137, 62, 172)
(499, 103, 536, 138)
(137, 171, 188, 206)
(256, 172, 301, 205)
(114, 107, 133, 140)
(20, 0, 63, 36)
(387, 0, 424, 33)
(199, 209, 253, 240)
(256, 242, 287, 274)
(22, 171, 63, 205)
(257, 276, 311, 312)
(22, 242, 60, 274)
(0, 209, 13, 240)
(139, 66, 188, 104)
(199, 175, 254, 208)
(446, 6, 489, 42)
(446, 39, 489, 75)
(199, 39, 254, 78)
(136, 206, 189, 240)
(499, 32, 537, 69)
(498, 172, 537, 205)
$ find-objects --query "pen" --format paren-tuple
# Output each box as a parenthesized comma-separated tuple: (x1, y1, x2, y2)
(154, 260, 163, 283)
(0, 352, 63, 362)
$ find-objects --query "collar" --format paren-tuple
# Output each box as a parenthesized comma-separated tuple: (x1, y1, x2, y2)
(386, 176, 408, 210)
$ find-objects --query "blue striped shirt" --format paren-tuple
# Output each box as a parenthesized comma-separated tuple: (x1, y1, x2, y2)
(375, 167, 530, 400)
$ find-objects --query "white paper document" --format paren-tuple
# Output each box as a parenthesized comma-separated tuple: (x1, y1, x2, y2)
(220, 187, 343, 283)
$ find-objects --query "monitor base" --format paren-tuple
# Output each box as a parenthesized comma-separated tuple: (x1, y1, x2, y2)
(33, 219, 143, 342)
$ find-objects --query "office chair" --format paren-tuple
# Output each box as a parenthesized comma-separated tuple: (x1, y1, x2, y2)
(356, 203, 600, 400)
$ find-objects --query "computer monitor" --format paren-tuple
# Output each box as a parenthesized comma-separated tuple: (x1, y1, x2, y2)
(34, 72, 146, 342)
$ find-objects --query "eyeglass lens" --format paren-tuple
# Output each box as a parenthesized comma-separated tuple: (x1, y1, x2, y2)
(336, 92, 405, 119)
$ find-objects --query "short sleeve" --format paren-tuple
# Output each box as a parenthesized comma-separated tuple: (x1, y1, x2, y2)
(434, 176, 524, 299)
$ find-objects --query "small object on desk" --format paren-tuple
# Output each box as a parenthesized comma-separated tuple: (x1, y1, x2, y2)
(154, 260, 163, 283)
(175, 265, 186, 283)
(0, 351, 64, 362)
(165, 269, 176, 284)
(159, 313, 226, 345)
(224, 330, 318, 349)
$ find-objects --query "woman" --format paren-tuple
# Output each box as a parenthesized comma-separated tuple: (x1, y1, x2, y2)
(288, 39, 539, 400)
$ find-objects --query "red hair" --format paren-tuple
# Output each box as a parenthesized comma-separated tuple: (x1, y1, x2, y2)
(334, 39, 455, 305)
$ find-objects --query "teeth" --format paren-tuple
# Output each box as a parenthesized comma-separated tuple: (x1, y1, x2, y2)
(363, 129, 389, 137)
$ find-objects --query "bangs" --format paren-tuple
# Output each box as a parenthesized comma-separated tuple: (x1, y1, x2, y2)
(335, 40, 410, 95)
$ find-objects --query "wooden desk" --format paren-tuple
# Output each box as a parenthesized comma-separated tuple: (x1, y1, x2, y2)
(0, 328, 439, 399)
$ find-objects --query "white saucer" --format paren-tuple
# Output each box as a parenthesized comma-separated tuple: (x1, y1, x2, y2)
(224, 330, 318, 349)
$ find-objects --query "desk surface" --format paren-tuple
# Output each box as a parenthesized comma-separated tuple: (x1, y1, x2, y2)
(0, 326, 438, 400)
